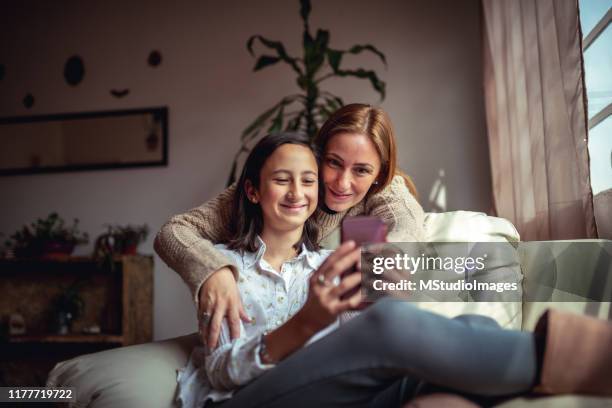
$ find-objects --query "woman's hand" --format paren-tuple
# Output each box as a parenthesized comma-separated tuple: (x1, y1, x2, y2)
(198, 266, 250, 349)
(297, 241, 363, 336)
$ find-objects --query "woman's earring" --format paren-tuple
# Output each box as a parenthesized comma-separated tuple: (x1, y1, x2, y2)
(373, 180, 379, 186)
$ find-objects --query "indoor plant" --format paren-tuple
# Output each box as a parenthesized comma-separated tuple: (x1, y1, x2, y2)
(227, 0, 387, 185)
(51, 280, 85, 334)
(4, 213, 89, 258)
(94, 224, 149, 257)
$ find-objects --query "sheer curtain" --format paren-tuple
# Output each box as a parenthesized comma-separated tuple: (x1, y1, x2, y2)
(482, 0, 597, 240)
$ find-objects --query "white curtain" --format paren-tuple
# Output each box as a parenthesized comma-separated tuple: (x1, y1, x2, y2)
(482, 0, 597, 240)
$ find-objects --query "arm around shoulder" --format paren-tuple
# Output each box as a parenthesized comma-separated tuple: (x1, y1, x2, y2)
(154, 184, 240, 304)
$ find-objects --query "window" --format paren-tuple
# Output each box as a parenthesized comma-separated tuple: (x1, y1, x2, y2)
(579, 0, 612, 195)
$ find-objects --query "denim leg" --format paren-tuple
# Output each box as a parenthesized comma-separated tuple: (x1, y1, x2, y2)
(368, 376, 421, 408)
(213, 299, 537, 408)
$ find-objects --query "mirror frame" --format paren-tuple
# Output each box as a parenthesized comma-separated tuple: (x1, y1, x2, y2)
(0, 106, 168, 176)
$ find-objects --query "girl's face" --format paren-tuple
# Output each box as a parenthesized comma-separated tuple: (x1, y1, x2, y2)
(248, 144, 319, 233)
(322, 132, 382, 212)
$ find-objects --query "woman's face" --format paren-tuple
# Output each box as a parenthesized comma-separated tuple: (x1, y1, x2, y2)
(322, 132, 382, 212)
(249, 144, 319, 232)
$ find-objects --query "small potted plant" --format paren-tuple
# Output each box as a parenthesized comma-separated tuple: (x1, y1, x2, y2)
(94, 224, 149, 257)
(51, 280, 85, 334)
(4, 213, 89, 258)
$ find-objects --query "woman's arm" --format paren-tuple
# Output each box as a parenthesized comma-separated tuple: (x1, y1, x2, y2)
(366, 175, 426, 242)
(154, 184, 238, 306)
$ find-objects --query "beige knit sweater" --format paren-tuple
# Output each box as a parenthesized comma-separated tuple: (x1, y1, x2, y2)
(154, 175, 425, 307)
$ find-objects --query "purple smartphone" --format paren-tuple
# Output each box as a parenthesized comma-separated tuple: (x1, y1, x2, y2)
(340, 216, 387, 308)
(341, 216, 388, 246)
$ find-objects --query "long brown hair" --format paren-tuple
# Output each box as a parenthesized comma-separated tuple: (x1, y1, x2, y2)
(313, 103, 418, 199)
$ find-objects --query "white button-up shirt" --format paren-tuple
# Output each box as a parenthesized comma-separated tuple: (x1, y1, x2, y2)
(176, 238, 334, 408)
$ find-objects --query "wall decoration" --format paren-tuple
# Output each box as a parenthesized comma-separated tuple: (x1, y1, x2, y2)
(148, 50, 162, 67)
(64, 55, 85, 86)
(0, 106, 168, 175)
(110, 89, 130, 98)
(23, 93, 34, 109)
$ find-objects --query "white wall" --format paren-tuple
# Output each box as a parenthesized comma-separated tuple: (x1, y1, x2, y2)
(0, 0, 492, 340)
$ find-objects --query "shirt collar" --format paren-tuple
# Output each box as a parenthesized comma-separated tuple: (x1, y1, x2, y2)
(243, 235, 319, 270)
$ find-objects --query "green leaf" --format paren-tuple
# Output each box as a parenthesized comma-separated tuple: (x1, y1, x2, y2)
(335, 68, 386, 99)
(285, 111, 305, 131)
(241, 104, 280, 141)
(326, 49, 343, 72)
(322, 92, 344, 109)
(241, 95, 302, 141)
(303, 29, 329, 77)
(316, 103, 333, 118)
(246, 35, 302, 75)
(300, 0, 311, 24)
(322, 95, 341, 111)
(348, 44, 387, 67)
(314, 29, 330, 51)
(267, 105, 285, 133)
(254, 55, 281, 71)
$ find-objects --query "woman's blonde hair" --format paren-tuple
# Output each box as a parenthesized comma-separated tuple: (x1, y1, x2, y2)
(313, 103, 418, 199)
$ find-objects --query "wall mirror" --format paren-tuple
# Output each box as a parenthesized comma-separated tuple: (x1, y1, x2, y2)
(0, 107, 168, 175)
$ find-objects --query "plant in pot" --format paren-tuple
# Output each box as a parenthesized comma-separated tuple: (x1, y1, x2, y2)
(4, 213, 89, 258)
(93, 224, 149, 265)
(51, 280, 85, 335)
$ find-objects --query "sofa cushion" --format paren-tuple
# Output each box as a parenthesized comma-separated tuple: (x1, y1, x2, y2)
(46, 333, 199, 408)
(424, 211, 520, 243)
(419, 211, 522, 329)
(519, 240, 612, 330)
(496, 395, 612, 408)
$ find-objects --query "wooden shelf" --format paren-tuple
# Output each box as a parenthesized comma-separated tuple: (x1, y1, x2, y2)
(1, 255, 152, 386)
(0, 255, 153, 346)
(7, 334, 124, 344)
(0, 255, 139, 274)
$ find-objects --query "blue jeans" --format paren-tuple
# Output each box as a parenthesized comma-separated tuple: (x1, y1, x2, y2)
(210, 298, 537, 408)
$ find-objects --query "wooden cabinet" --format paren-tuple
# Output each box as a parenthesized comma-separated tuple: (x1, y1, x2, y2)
(0, 255, 153, 386)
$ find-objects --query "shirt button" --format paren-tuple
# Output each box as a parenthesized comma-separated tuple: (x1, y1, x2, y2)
(278, 296, 284, 303)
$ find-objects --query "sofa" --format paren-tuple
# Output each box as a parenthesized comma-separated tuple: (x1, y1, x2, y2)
(47, 211, 612, 407)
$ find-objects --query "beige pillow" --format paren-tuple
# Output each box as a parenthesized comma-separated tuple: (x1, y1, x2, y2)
(420, 211, 522, 329)
(46, 333, 198, 408)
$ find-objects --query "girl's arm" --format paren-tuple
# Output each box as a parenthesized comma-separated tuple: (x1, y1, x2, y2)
(204, 319, 273, 391)
(366, 175, 426, 242)
(154, 184, 238, 306)
(205, 242, 362, 390)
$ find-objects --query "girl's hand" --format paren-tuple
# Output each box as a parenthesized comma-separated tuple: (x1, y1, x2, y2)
(198, 266, 251, 349)
(297, 241, 363, 335)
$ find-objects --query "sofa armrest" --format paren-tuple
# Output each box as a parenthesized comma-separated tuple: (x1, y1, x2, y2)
(47, 333, 199, 408)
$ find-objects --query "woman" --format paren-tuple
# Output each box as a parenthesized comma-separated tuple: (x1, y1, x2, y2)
(155, 104, 425, 348)
(176, 131, 540, 408)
